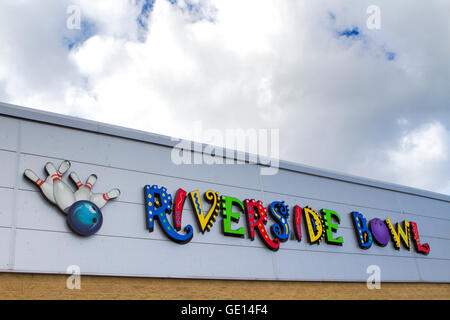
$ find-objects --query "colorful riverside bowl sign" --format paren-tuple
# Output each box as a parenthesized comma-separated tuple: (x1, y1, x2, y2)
(144, 185, 431, 255)
(22, 159, 430, 254)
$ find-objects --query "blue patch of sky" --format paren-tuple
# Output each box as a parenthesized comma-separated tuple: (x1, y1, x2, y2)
(136, 0, 156, 42)
(385, 51, 396, 61)
(379, 44, 397, 62)
(329, 12, 396, 62)
(136, 0, 215, 41)
(137, 0, 155, 29)
(337, 26, 360, 38)
(168, 0, 216, 23)
(64, 20, 97, 50)
(328, 11, 336, 21)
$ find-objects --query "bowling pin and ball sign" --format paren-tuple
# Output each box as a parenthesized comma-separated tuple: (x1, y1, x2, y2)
(24, 160, 120, 236)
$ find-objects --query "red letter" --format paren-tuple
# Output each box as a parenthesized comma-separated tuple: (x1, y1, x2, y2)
(244, 199, 280, 251)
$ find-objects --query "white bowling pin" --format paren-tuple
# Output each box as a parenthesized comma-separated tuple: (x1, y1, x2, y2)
(24, 169, 56, 204)
(23, 160, 71, 205)
(90, 189, 120, 209)
(70, 172, 97, 201)
(46, 162, 75, 213)
(84, 174, 97, 191)
(45, 160, 71, 181)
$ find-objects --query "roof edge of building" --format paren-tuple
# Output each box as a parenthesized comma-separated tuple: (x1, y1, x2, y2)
(1, 101, 449, 203)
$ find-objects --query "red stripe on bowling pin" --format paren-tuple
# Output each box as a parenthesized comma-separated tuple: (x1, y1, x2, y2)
(24, 169, 56, 204)
(46, 162, 75, 213)
(91, 189, 120, 209)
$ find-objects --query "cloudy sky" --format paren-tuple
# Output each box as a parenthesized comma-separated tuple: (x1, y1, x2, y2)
(0, 0, 448, 195)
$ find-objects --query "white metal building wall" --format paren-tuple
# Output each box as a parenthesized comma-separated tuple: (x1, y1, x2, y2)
(0, 102, 449, 282)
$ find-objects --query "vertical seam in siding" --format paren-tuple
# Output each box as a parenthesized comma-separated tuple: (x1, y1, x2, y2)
(404, 208, 425, 282)
(257, 168, 279, 280)
(8, 120, 21, 269)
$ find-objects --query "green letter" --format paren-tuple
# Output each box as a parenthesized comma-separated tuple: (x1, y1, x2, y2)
(321, 209, 344, 245)
(221, 195, 245, 238)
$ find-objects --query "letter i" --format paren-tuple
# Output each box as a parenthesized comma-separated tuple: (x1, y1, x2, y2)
(294, 205, 302, 241)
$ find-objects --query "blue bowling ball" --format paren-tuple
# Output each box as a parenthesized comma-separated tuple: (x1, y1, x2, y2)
(67, 200, 103, 236)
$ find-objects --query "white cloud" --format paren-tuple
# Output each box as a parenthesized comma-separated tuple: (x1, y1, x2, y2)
(0, 0, 448, 195)
(357, 122, 450, 192)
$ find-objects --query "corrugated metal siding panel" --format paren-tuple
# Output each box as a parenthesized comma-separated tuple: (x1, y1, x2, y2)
(0, 109, 448, 282)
